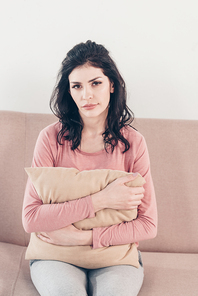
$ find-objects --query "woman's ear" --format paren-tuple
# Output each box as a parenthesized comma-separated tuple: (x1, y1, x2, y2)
(110, 82, 114, 93)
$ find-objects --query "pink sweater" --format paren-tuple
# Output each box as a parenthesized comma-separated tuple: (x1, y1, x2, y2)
(22, 121, 157, 249)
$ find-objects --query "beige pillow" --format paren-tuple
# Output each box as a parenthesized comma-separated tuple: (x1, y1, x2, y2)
(25, 167, 145, 269)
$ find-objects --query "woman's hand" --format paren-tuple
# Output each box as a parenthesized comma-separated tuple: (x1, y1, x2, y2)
(91, 174, 145, 212)
(37, 224, 93, 246)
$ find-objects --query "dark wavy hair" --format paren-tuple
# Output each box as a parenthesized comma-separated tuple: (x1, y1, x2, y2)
(50, 40, 134, 153)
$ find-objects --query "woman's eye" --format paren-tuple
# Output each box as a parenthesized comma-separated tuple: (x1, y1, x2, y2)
(72, 85, 81, 89)
(92, 81, 102, 86)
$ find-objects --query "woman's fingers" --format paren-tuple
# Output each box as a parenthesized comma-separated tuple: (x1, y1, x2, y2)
(91, 174, 145, 212)
(37, 233, 52, 243)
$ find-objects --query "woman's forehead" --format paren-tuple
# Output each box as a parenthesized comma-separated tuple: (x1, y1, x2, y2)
(69, 65, 105, 82)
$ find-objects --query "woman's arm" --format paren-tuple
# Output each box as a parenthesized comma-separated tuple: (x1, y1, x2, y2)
(22, 126, 95, 233)
(37, 225, 93, 246)
(92, 136, 157, 249)
(36, 173, 144, 246)
(23, 179, 95, 233)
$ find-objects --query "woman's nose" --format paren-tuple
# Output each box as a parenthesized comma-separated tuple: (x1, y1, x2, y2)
(82, 86, 93, 100)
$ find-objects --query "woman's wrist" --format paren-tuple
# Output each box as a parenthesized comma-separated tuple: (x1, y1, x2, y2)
(79, 229, 93, 246)
(91, 191, 107, 212)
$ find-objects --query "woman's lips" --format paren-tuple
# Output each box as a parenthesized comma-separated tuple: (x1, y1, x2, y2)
(82, 104, 98, 110)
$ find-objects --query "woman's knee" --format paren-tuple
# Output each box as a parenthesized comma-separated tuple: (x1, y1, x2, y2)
(30, 260, 88, 296)
(89, 264, 144, 296)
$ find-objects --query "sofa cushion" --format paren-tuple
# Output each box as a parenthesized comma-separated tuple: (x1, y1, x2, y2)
(1, 244, 197, 296)
(0, 242, 39, 296)
(25, 167, 145, 269)
(138, 252, 198, 296)
(25, 167, 145, 229)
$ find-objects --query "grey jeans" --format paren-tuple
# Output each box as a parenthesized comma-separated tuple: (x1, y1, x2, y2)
(30, 252, 144, 296)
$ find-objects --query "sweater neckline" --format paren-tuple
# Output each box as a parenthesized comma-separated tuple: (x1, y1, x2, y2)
(76, 147, 107, 156)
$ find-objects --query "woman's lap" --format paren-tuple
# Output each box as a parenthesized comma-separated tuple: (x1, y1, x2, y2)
(30, 253, 144, 296)
(88, 260, 144, 296)
(30, 260, 88, 296)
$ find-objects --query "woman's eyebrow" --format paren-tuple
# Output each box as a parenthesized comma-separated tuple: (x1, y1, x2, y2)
(70, 77, 102, 84)
(70, 81, 81, 84)
(88, 76, 102, 83)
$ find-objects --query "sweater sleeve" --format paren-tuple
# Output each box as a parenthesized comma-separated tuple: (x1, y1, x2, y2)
(22, 125, 95, 233)
(92, 135, 157, 249)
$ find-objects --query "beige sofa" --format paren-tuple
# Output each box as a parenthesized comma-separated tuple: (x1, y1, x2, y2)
(0, 110, 198, 296)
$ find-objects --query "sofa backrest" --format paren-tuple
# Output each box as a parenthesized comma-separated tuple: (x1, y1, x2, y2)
(0, 111, 57, 247)
(135, 118, 198, 253)
(0, 111, 198, 253)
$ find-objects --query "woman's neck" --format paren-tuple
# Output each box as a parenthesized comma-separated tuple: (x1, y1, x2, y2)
(80, 111, 107, 137)
(82, 121, 105, 137)
(79, 115, 107, 153)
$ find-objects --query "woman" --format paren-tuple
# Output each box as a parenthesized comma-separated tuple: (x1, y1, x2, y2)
(23, 40, 157, 296)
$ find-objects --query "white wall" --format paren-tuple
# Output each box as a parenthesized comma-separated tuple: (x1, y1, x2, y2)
(0, 0, 197, 119)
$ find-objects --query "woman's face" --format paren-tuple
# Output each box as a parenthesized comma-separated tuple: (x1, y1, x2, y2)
(69, 64, 114, 121)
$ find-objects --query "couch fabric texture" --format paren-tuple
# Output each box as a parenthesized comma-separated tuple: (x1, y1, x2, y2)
(0, 111, 198, 295)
